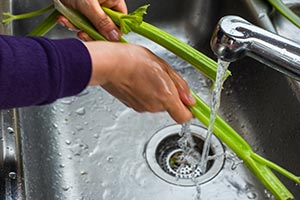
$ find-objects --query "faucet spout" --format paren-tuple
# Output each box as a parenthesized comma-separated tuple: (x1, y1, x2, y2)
(211, 15, 300, 81)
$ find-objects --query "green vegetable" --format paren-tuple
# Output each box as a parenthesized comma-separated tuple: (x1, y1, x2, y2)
(265, 0, 300, 28)
(3, 2, 300, 199)
(27, 10, 59, 36)
(2, 4, 54, 25)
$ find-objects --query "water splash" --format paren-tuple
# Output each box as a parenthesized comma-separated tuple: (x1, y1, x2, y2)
(76, 107, 86, 115)
(177, 121, 202, 199)
(7, 127, 14, 134)
(177, 121, 200, 167)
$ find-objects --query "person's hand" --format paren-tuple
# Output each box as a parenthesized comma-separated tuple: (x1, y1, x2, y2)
(58, 0, 127, 41)
(84, 41, 196, 123)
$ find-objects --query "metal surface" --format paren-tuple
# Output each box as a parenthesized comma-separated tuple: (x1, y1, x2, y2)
(1, 0, 300, 199)
(0, 1, 24, 199)
(211, 15, 300, 80)
(0, 110, 24, 200)
(145, 124, 224, 186)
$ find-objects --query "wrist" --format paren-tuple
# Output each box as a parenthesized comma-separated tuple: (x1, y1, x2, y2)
(83, 41, 114, 86)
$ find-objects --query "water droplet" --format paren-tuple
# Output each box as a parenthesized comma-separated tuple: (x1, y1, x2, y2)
(62, 185, 70, 191)
(65, 140, 71, 145)
(76, 107, 86, 115)
(93, 133, 99, 139)
(247, 192, 257, 199)
(81, 171, 88, 175)
(76, 126, 83, 131)
(106, 156, 114, 163)
(7, 127, 14, 134)
(52, 123, 58, 129)
(264, 189, 275, 199)
(61, 99, 73, 105)
(77, 90, 89, 97)
(80, 143, 89, 150)
(8, 172, 17, 179)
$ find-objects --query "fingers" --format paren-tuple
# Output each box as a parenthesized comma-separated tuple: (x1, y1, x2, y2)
(76, 1, 121, 41)
(77, 31, 94, 41)
(59, 0, 128, 41)
(60, 0, 122, 41)
(158, 58, 195, 106)
(56, 15, 79, 31)
(168, 68, 196, 106)
(156, 60, 195, 123)
(164, 91, 194, 124)
(57, 16, 94, 41)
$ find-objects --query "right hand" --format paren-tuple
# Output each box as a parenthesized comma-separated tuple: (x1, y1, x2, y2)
(84, 41, 195, 123)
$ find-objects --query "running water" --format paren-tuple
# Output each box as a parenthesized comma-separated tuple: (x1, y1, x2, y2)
(177, 120, 200, 167)
(199, 59, 230, 173)
(178, 59, 230, 200)
(178, 121, 202, 200)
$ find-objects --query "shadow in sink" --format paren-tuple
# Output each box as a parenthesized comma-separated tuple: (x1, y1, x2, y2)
(6, 0, 300, 199)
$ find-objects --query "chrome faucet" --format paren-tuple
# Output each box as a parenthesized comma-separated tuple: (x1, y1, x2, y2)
(211, 15, 300, 81)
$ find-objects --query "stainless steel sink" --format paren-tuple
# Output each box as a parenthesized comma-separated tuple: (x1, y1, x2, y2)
(1, 0, 300, 199)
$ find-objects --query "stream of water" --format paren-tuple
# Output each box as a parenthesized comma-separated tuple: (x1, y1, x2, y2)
(179, 59, 230, 200)
(199, 59, 230, 173)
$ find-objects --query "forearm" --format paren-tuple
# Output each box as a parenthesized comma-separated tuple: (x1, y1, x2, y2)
(0, 35, 92, 109)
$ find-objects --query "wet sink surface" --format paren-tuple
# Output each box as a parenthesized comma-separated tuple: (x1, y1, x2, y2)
(2, 0, 300, 199)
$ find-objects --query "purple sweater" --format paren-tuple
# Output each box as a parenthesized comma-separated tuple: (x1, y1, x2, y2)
(0, 35, 92, 109)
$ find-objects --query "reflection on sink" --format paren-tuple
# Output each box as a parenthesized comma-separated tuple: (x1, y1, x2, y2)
(1, 0, 300, 199)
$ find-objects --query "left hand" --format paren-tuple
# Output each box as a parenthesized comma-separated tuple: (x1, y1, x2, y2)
(58, 0, 128, 41)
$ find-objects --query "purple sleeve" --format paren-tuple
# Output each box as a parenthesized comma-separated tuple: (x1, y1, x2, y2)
(0, 35, 92, 109)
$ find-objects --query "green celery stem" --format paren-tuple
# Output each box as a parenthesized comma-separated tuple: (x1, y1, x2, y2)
(2, 4, 54, 24)
(27, 10, 59, 36)
(267, 0, 300, 28)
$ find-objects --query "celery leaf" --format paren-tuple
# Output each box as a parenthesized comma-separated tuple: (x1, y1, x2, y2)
(119, 4, 149, 34)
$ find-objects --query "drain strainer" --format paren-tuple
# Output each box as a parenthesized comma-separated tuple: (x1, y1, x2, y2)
(145, 124, 225, 186)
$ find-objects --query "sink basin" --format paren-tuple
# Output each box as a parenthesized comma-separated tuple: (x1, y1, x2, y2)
(1, 0, 300, 199)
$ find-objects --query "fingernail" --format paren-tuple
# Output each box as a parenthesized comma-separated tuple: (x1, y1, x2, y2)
(188, 93, 196, 104)
(108, 29, 120, 41)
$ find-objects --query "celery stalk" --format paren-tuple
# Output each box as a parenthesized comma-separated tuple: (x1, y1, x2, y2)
(27, 10, 59, 36)
(265, 0, 300, 28)
(2, 4, 54, 25)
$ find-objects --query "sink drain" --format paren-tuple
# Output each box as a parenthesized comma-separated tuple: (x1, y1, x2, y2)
(145, 124, 224, 186)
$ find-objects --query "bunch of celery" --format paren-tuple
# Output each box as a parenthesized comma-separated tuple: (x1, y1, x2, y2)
(2, 1, 300, 199)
